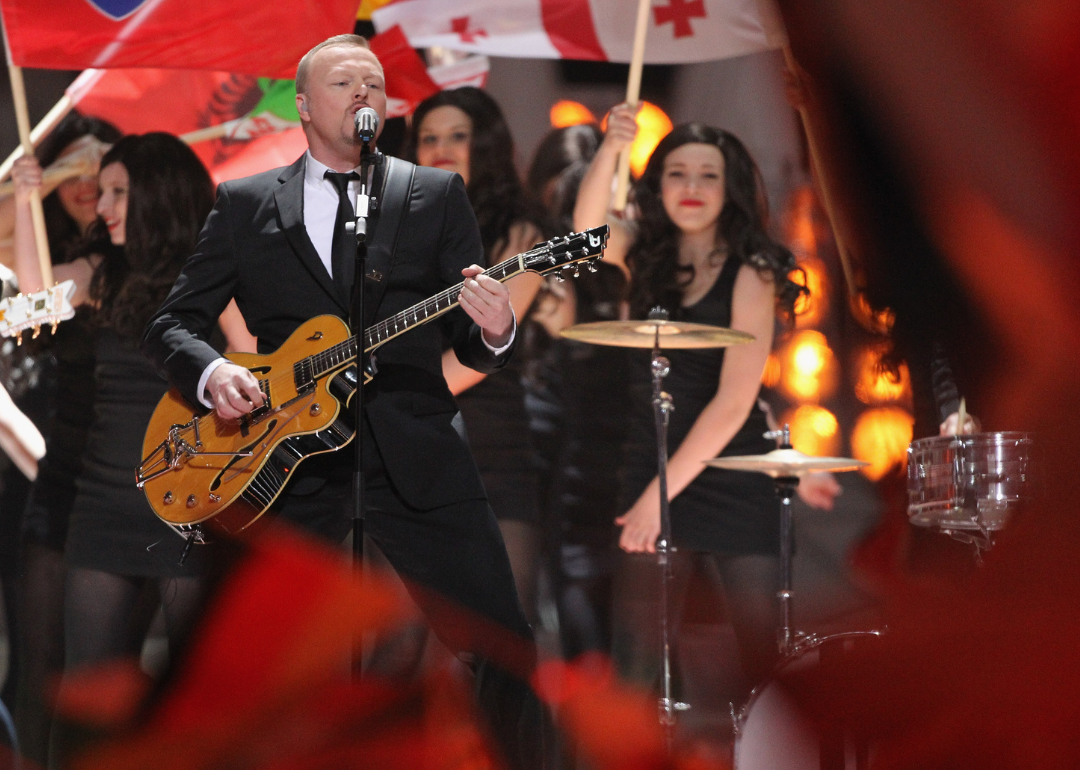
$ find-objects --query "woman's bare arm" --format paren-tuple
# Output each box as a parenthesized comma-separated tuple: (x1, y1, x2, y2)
(443, 221, 545, 395)
(572, 103, 639, 278)
(217, 298, 258, 353)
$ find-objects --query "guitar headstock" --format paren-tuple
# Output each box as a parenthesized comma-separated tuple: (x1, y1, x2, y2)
(0, 279, 77, 343)
(524, 225, 609, 280)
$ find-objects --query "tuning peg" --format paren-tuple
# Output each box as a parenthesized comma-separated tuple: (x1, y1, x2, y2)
(552, 273, 564, 282)
(15, 331, 23, 347)
(50, 320, 59, 334)
(587, 263, 598, 273)
(548, 255, 557, 265)
(31, 325, 40, 339)
(573, 266, 580, 278)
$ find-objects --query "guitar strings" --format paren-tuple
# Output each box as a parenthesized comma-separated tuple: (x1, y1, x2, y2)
(251, 238, 585, 404)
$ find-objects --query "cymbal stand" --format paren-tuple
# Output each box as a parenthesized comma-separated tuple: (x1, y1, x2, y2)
(647, 307, 688, 745)
(764, 424, 800, 656)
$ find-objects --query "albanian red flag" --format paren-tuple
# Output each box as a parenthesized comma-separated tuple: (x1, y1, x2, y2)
(0, 0, 359, 78)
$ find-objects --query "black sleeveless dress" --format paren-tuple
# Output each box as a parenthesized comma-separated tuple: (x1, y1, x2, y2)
(619, 256, 779, 556)
(64, 329, 203, 576)
(456, 348, 540, 524)
(21, 309, 96, 550)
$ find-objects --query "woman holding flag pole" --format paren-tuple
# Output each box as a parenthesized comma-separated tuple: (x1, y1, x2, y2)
(2, 111, 120, 766)
(12, 132, 218, 764)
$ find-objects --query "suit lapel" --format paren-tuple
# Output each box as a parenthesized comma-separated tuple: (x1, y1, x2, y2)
(273, 156, 348, 313)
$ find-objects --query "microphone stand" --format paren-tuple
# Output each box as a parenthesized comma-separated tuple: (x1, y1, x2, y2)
(349, 140, 377, 575)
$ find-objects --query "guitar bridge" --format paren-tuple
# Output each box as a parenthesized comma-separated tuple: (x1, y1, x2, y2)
(136, 415, 254, 488)
(239, 379, 275, 436)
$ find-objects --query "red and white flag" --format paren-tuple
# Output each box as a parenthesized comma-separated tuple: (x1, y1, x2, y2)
(368, 25, 441, 118)
(0, 0, 358, 78)
(372, 0, 783, 64)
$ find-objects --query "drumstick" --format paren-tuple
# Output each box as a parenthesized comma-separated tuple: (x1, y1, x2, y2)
(612, 0, 651, 212)
(956, 397, 967, 436)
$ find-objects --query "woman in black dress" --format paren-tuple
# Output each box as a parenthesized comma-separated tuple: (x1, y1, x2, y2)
(14, 134, 215, 691)
(575, 109, 804, 694)
(406, 88, 546, 624)
(6, 112, 120, 763)
(524, 123, 630, 659)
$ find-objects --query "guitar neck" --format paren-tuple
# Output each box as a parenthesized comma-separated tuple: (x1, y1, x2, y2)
(297, 251, 530, 383)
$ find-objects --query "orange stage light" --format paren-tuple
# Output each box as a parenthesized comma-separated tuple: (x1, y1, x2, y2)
(783, 404, 841, 457)
(850, 406, 914, 480)
(780, 329, 838, 402)
(792, 258, 828, 327)
(853, 343, 912, 405)
(784, 185, 818, 258)
(601, 102, 673, 177)
(550, 100, 597, 129)
(761, 352, 781, 388)
(849, 292, 895, 335)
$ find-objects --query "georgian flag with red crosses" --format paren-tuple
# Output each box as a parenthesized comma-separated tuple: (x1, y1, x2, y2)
(0, 0, 358, 78)
(372, 0, 785, 64)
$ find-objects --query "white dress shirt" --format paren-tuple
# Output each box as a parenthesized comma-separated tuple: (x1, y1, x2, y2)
(196, 150, 515, 408)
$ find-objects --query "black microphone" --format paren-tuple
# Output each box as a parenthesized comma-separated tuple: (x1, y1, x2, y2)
(354, 107, 379, 143)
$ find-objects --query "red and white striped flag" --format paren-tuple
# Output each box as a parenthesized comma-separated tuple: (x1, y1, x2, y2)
(372, 0, 783, 64)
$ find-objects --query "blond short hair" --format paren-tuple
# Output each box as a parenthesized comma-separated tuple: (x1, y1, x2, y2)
(295, 34, 372, 94)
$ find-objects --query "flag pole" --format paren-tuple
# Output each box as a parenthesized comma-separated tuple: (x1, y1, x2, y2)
(612, 0, 651, 212)
(4, 53, 54, 287)
(179, 123, 230, 146)
(781, 45, 859, 303)
(0, 93, 73, 184)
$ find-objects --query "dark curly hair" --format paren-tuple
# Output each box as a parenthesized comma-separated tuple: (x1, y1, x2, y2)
(626, 123, 805, 321)
(405, 87, 545, 259)
(36, 111, 122, 261)
(87, 133, 214, 340)
(526, 123, 602, 202)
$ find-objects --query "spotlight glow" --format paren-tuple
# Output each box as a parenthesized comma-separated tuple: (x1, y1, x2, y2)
(851, 407, 914, 480)
(550, 100, 596, 129)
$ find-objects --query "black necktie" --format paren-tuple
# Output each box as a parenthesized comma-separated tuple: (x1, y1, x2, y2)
(324, 170, 359, 293)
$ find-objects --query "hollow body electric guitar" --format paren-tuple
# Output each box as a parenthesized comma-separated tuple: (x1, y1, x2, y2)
(137, 226, 608, 542)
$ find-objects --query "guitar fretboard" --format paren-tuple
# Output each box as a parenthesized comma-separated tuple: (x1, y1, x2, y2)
(293, 248, 542, 388)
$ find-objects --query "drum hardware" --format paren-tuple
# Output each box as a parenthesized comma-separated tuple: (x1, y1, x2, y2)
(732, 630, 883, 770)
(708, 436, 877, 769)
(706, 427, 869, 657)
(562, 308, 753, 746)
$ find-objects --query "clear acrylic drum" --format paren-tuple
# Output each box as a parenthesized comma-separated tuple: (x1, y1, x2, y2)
(907, 431, 1034, 531)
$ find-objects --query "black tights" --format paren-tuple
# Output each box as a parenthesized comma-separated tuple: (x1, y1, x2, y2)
(63, 567, 203, 669)
(50, 568, 203, 767)
(13, 543, 65, 768)
(497, 519, 541, 630)
(611, 550, 781, 703)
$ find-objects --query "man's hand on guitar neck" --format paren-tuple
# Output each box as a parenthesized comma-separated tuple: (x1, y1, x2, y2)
(458, 265, 515, 350)
(206, 363, 266, 420)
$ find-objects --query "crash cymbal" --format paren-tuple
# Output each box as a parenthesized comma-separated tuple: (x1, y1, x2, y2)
(560, 319, 755, 349)
(705, 448, 868, 477)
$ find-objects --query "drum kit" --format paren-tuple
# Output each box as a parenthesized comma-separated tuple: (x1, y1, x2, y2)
(563, 312, 1036, 766)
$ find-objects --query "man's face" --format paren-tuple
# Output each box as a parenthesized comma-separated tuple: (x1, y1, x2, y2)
(297, 45, 386, 157)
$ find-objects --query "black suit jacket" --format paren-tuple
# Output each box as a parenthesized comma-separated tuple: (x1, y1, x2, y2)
(143, 153, 511, 512)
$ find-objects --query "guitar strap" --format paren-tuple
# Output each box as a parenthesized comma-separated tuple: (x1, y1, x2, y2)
(365, 155, 415, 326)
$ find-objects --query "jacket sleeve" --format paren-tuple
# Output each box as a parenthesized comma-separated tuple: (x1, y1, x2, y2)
(436, 172, 516, 374)
(142, 183, 241, 406)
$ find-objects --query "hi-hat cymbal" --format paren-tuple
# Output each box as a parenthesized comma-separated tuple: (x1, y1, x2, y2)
(560, 319, 755, 349)
(705, 448, 868, 477)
